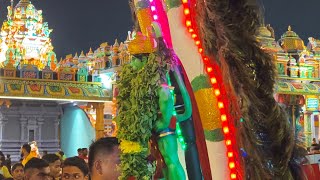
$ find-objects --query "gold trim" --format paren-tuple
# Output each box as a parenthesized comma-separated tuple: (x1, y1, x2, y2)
(159, 131, 175, 138)
(0, 77, 102, 85)
(277, 76, 320, 82)
(0, 94, 111, 102)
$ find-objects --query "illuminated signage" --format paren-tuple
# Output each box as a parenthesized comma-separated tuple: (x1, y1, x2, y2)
(307, 97, 319, 111)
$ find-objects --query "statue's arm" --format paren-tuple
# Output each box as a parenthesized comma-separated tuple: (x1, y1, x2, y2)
(173, 65, 192, 122)
(155, 85, 174, 131)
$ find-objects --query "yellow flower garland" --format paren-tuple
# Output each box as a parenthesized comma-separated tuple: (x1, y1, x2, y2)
(120, 140, 144, 154)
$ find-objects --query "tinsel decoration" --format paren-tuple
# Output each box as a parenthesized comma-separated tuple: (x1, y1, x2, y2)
(191, 75, 224, 142)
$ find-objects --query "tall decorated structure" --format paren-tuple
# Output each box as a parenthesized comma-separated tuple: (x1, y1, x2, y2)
(0, 0, 110, 161)
(0, 0, 57, 70)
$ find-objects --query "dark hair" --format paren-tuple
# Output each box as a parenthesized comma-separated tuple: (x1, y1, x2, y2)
(77, 148, 82, 153)
(0, 156, 4, 166)
(81, 148, 88, 151)
(12, 163, 24, 172)
(0, 151, 4, 158)
(63, 157, 88, 176)
(42, 154, 60, 164)
(88, 137, 119, 172)
(22, 144, 31, 153)
(24, 158, 49, 171)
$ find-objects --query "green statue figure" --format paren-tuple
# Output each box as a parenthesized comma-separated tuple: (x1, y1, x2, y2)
(155, 64, 192, 180)
(129, 38, 192, 180)
(117, 0, 193, 179)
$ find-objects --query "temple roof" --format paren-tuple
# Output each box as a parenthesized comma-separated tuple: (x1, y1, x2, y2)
(15, 0, 32, 9)
(279, 26, 305, 52)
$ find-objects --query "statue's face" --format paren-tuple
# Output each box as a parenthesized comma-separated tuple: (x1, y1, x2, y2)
(131, 55, 147, 70)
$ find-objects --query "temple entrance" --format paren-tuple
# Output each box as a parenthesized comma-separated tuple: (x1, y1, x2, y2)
(0, 99, 113, 162)
(0, 100, 62, 162)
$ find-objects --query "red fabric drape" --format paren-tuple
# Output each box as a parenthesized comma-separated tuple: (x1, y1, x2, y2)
(301, 164, 320, 180)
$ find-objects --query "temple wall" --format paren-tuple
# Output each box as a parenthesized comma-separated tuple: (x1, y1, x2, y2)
(0, 100, 61, 162)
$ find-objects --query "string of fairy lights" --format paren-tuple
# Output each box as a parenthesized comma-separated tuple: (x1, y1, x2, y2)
(182, 0, 238, 179)
(150, 2, 238, 178)
(142, 0, 241, 179)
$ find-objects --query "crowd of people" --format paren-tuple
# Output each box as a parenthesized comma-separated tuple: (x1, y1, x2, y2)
(0, 137, 120, 180)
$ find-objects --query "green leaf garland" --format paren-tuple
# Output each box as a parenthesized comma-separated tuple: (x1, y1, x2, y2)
(116, 53, 168, 179)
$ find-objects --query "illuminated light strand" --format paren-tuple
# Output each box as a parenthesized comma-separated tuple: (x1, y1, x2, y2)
(228, 152, 234, 158)
(229, 162, 235, 169)
(166, 72, 187, 150)
(218, 102, 224, 109)
(150, 0, 186, 150)
(184, 8, 190, 15)
(210, 77, 217, 84)
(182, 0, 239, 179)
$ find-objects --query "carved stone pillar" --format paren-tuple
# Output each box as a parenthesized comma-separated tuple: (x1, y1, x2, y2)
(54, 118, 60, 141)
(311, 114, 316, 140)
(0, 117, 8, 140)
(94, 102, 105, 140)
(20, 115, 28, 142)
(37, 118, 44, 142)
(304, 112, 312, 147)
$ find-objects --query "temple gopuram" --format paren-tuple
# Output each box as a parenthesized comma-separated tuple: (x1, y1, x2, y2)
(0, 0, 111, 160)
(257, 25, 320, 154)
(0, 0, 57, 70)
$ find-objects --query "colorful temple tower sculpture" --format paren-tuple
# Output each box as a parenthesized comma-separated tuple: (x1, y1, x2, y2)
(0, 1, 111, 162)
(278, 26, 316, 146)
(256, 25, 285, 75)
(60, 39, 130, 77)
(93, 42, 112, 69)
(0, 0, 57, 70)
(256, 25, 320, 147)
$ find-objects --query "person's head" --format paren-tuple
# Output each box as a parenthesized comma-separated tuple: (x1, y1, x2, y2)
(0, 151, 4, 159)
(11, 163, 24, 180)
(77, 148, 83, 156)
(0, 156, 5, 167)
(24, 158, 52, 180)
(21, 144, 31, 157)
(312, 138, 317, 143)
(89, 137, 120, 180)
(62, 157, 89, 180)
(43, 151, 48, 156)
(81, 148, 88, 157)
(42, 154, 62, 179)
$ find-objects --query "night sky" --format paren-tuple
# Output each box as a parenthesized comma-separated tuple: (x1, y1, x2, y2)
(0, 0, 319, 58)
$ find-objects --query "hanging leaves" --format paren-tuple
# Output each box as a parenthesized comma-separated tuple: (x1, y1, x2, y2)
(116, 53, 168, 179)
